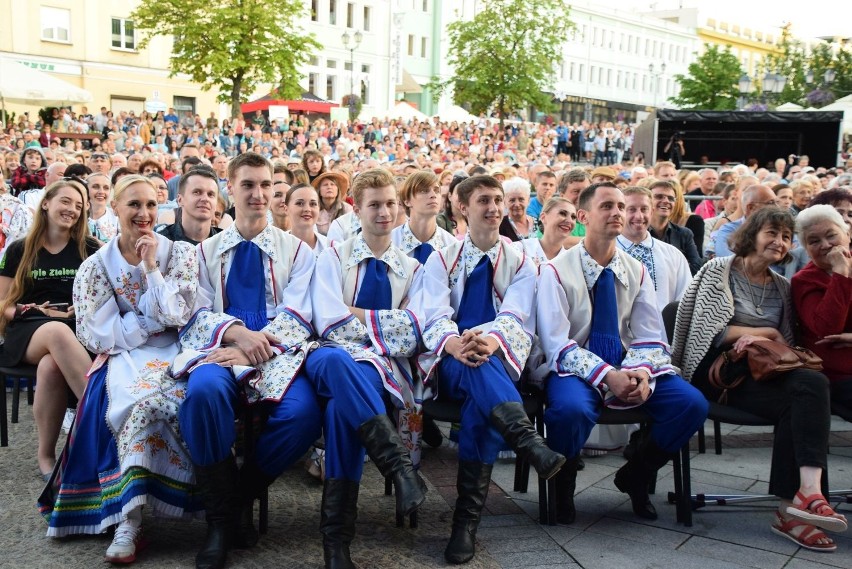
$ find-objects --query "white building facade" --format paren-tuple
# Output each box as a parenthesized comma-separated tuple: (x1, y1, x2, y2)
(549, 2, 698, 124)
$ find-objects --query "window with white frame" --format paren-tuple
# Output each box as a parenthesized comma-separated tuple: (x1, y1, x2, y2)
(311, 0, 318, 21)
(363, 6, 371, 31)
(421, 37, 427, 58)
(408, 34, 414, 56)
(111, 18, 136, 50)
(327, 75, 336, 101)
(308, 73, 319, 96)
(41, 6, 71, 42)
(329, 0, 337, 25)
(346, 3, 354, 28)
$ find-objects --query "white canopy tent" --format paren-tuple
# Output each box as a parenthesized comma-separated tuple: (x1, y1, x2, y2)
(432, 104, 477, 124)
(360, 101, 429, 122)
(819, 94, 852, 134)
(0, 58, 92, 123)
(775, 102, 804, 111)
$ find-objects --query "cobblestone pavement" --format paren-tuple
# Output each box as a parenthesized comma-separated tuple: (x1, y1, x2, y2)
(2, 399, 852, 569)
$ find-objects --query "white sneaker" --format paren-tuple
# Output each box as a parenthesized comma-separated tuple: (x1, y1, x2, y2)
(105, 522, 145, 564)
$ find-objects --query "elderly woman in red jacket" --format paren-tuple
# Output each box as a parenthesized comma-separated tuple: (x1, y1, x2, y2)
(792, 204, 852, 405)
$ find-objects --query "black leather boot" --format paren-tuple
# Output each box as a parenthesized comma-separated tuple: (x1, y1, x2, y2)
(357, 414, 426, 517)
(195, 455, 239, 569)
(320, 479, 360, 569)
(444, 461, 493, 565)
(490, 402, 566, 480)
(554, 456, 581, 525)
(234, 460, 276, 549)
(613, 438, 672, 520)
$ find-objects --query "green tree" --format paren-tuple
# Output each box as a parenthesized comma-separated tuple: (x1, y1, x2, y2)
(427, 0, 574, 127)
(763, 24, 809, 106)
(670, 44, 743, 110)
(131, 0, 319, 119)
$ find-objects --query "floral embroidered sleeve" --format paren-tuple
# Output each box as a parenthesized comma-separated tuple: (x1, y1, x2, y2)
(137, 241, 199, 329)
(178, 244, 240, 352)
(621, 270, 675, 378)
(364, 269, 423, 358)
(487, 256, 535, 376)
(311, 247, 370, 345)
(536, 264, 614, 388)
(262, 239, 315, 348)
(1, 198, 33, 247)
(408, 251, 460, 356)
(74, 255, 150, 355)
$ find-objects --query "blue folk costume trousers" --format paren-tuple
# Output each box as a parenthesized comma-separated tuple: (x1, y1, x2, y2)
(544, 268, 707, 458)
(302, 256, 396, 481)
(437, 255, 522, 464)
(544, 373, 707, 457)
(302, 347, 386, 481)
(179, 240, 322, 476)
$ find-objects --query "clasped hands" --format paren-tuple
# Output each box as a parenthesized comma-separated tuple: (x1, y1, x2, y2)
(603, 369, 651, 405)
(203, 326, 281, 367)
(444, 330, 500, 368)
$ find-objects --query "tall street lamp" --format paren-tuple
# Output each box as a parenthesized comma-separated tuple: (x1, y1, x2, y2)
(738, 72, 786, 109)
(341, 30, 363, 120)
(649, 63, 666, 108)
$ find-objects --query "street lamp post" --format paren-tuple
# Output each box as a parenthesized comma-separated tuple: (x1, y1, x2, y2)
(649, 63, 666, 108)
(738, 72, 786, 109)
(341, 30, 363, 120)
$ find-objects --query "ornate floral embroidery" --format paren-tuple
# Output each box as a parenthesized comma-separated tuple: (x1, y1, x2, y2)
(114, 271, 142, 306)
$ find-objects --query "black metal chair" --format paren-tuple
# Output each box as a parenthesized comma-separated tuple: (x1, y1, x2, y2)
(238, 404, 269, 535)
(398, 391, 546, 529)
(1, 364, 38, 447)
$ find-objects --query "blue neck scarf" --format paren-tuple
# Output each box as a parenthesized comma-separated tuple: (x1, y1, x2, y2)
(412, 242, 434, 265)
(354, 258, 392, 310)
(587, 268, 622, 367)
(455, 255, 496, 331)
(225, 240, 268, 331)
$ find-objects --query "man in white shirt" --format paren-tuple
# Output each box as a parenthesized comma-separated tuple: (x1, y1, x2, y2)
(616, 187, 691, 311)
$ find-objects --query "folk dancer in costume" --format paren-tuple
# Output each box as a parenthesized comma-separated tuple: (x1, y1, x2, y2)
(308, 168, 427, 569)
(39, 175, 203, 564)
(391, 170, 456, 448)
(391, 170, 455, 265)
(173, 153, 323, 569)
(579, 186, 693, 455)
(284, 183, 330, 256)
(408, 175, 566, 565)
(536, 182, 707, 525)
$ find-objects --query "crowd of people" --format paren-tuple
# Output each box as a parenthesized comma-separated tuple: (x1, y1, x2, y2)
(0, 106, 851, 568)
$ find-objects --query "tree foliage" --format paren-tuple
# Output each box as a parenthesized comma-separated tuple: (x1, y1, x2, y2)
(131, 0, 319, 118)
(670, 44, 743, 110)
(427, 0, 574, 127)
(763, 25, 852, 108)
(763, 25, 809, 105)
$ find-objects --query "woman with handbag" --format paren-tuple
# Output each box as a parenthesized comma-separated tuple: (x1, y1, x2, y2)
(791, 205, 852, 403)
(671, 207, 847, 553)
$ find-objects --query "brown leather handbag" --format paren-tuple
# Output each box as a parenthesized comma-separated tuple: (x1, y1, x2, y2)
(708, 340, 823, 403)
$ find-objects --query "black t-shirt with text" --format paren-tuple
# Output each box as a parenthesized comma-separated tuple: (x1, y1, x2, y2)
(0, 238, 100, 306)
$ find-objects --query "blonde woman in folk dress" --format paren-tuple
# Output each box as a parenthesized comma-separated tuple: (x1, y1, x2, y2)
(39, 175, 203, 564)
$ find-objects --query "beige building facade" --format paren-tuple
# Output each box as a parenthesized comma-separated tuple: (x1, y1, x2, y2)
(0, 0, 219, 117)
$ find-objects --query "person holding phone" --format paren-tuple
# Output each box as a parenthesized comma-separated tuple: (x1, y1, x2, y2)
(0, 179, 100, 479)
